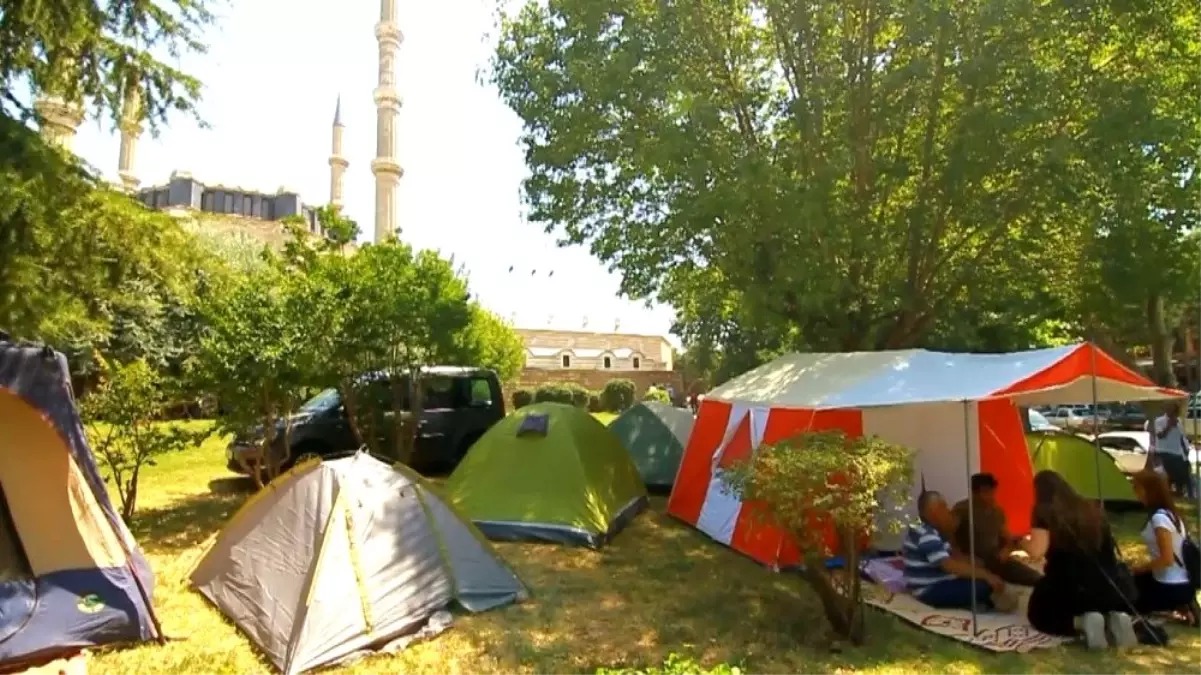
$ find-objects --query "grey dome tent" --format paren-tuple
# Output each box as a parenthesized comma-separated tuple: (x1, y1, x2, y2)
(608, 401, 695, 489)
(190, 453, 526, 675)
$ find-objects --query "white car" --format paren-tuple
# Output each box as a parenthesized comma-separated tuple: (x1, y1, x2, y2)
(1045, 406, 1090, 430)
(1027, 409, 1059, 432)
(1095, 430, 1197, 474)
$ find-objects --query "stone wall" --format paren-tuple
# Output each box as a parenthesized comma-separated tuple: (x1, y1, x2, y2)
(507, 368, 684, 398)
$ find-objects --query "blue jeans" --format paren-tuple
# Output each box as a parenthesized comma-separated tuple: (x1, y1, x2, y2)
(917, 578, 994, 610)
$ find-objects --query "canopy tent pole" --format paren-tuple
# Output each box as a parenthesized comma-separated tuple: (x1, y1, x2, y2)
(1090, 347, 1104, 505)
(962, 399, 978, 636)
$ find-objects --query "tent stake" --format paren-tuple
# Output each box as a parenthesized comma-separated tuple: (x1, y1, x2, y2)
(963, 399, 978, 637)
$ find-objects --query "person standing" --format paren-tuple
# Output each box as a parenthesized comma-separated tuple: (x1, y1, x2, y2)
(1151, 404, 1195, 500)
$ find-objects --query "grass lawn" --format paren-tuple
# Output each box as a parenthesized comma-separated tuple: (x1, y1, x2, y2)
(89, 422, 1200, 674)
(592, 411, 618, 426)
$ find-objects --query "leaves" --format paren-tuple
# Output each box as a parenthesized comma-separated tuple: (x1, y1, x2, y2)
(493, 0, 1199, 373)
(81, 359, 207, 519)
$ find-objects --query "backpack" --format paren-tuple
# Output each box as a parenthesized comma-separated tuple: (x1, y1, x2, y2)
(1161, 510, 1201, 590)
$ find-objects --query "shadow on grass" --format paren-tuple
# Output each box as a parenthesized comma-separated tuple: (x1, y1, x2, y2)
(350, 498, 1201, 675)
(129, 478, 254, 555)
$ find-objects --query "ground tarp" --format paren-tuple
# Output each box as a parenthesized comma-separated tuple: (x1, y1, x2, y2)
(190, 453, 526, 675)
(608, 402, 694, 488)
(1025, 432, 1137, 503)
(446, 402, 648, 548)
(0, 343, 159, 670)
(864, 584, 1069, 652)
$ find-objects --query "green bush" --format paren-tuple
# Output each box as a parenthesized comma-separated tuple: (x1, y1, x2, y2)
(597, 654, 743, 675)
(588, 392, 602, 413)
(512, 389, 533, 409)
(601, 378, 636, 412)
(534, 384, 574, 404)
(567, 383, 590, 408)
(642, 386, 670, 403)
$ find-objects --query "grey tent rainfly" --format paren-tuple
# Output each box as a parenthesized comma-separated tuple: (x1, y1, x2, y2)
(190, 453, 526, 675)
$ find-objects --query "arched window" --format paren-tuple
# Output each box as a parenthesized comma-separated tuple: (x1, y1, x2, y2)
(603, 356, 612, 369)
(561, 354, 571, 368)
(633, 357, 641, 369)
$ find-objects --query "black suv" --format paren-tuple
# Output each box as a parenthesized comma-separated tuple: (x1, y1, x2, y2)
(226, 367, 505, 476)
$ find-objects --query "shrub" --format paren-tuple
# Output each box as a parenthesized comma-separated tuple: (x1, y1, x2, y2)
(601, 378, 636, 412)
(720, 431, 914, 644)
(534, 384, 574, 404)
(567, 383, 590, 408)
(512, 389, 533, 409)
(642, 386, 670, 404)
(588, 392, 602, 412)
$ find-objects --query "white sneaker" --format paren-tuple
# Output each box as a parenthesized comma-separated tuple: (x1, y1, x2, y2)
(1079, 612, 1108, 650)
(1107, 612, 1138, 649)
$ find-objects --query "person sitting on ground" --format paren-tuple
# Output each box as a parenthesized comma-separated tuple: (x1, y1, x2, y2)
(1026, 471, 1138, 650)
(1129, 470, 1200, 626)
(904, 490, 1012, 611)
(952, 473, 1044, 586)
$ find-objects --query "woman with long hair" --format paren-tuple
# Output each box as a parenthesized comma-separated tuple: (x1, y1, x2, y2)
(1026, 471, 1138, 649)
(1130, 470, 1199, 624)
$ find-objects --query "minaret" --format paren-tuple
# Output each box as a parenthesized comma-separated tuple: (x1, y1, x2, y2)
(34, 94, 84, 152)
(117, 79, 143, 192)
(371, 0, 404, 242)
(328, 96, 348, 210)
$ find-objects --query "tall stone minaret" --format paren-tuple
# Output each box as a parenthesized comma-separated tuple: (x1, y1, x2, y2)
(34, 94, 84, 152)
(328, 96, 348, 210)
(117, 79, 143, 192)
(371, 0, 404, 242)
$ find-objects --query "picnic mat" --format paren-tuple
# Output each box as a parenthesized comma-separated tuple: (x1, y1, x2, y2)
(864, 584, 1069, 652)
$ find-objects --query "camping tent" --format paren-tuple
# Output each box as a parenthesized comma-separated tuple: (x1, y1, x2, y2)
(446, 402, 648, 547)
(1025, 431, 1137, 504)
(608, 401, 695, 489)
(667, 343, 1184, 568)
(191, 452, 526, 675)
(0, 342, 160, 669)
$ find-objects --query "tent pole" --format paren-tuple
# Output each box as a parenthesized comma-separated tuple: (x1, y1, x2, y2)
(1089, 345, 1104, 506)
(963, 399, 978, 637)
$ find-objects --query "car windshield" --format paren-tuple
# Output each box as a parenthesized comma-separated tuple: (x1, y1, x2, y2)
(299, 388, 341, 413)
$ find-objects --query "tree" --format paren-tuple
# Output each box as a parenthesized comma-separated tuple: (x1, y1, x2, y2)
(454, 305, 526, 382)
(81, 359, 208, 519)
(1, 0, 212, 129)
(721, 431, 914, 644)
(491, 1, 1198, 364)
(191, 264, 315, 486)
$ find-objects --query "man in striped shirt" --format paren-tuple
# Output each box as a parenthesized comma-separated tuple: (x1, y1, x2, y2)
(904, 490, 1007, 610)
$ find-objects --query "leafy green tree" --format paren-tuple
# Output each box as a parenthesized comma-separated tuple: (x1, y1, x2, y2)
(454, 305, 526, 382)
(191, 264, 315, 486)
(491, 0, 1198, 368)
(601, 379, 636, 412)
(81, 358, 209, 519)
(642, 387, 670, 404)
(721, 431, 914, 644)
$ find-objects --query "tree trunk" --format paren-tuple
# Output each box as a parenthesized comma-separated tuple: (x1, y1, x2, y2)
(339, 379, 366, 447)
(1147, 293, 1178, 387)
(798, 546, 866, 645)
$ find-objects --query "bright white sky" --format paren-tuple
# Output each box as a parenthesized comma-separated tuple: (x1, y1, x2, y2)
(70, 0, 678, 342)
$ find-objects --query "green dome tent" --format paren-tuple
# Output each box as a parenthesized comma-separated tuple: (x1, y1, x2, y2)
(1025, 432, 1137, 504)
(608, 401, 695, 489)
(446, 403, 648, 548)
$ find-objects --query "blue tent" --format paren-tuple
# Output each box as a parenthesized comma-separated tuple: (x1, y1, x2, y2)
(0, 342, 160, 668)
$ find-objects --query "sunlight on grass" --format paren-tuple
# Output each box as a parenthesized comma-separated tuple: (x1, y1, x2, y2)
(86, 427, 1201, 674)
(592, 412, 618, 425)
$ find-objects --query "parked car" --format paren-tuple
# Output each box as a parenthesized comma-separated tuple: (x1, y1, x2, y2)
(226, 367, 505, 478)
(1044, 406, 1092, 430)
(1027, 408, 1059, 432)
(1094, 430, 1198, 473)
(1105, 404, 1147, 431)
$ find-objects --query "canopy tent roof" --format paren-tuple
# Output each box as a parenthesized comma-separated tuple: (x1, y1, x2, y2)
(705, 343, 1185, 410)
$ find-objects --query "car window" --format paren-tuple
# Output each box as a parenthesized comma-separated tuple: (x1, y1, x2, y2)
(423, 377, 455, 409)
(299, 388, 341, 413)
(1100, 437, 1142, 453)
(468, 378, 493, 405)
